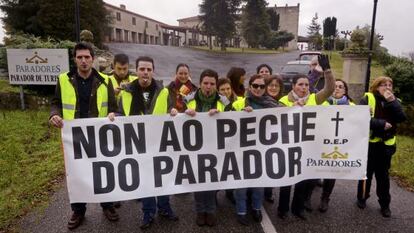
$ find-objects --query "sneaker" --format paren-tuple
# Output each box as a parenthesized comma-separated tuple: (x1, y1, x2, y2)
(205, 213, 217, 226)
(356, 199, 366, 209)
(236, 214, 249, 226)
(381, 207, 391, 218)
(103, 207, 119, 221)
(304, 199, 313, 212)
(67, 212, 84, 230)
(159, 208, 179, 221)
(319, 198, 330, 213)
(140, 215, 154, 229)
(277, 211, 288, 220)
(196, 212, 206, 226)
(252, 209, 262, 223)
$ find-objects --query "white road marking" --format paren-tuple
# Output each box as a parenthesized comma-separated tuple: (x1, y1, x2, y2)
(261, 206, 277, 233)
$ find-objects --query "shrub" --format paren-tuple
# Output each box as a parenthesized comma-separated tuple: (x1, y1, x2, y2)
(385, 58, 414, 104)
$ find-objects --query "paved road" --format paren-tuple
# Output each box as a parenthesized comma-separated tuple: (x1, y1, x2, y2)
(105, 43, 300, 84)
(18, 179, 414, 233)
(16, 45, 414, 232)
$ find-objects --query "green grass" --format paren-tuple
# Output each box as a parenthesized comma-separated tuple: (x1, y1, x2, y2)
(391, 136, 414, 191)
(0, 79, 20, 93)
(328, 51, 385, 81)
(191, 46, 284, 54)
(0, 109, 64, 230)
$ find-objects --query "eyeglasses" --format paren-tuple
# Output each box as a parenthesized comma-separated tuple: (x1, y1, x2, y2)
(251, 83, 266, 89)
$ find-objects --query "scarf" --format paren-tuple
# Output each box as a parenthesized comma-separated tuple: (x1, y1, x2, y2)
(328, 96, 350, 105)
(291, 91, 310, 103)
(171, 79, 194, 113)
(246, 91, 280, 109)
(197, 90, 217, 112)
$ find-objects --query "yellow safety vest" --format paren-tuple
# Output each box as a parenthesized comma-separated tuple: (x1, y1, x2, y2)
(59, 72, 109, 120)
(186, 98, 225, 112)
(121, 87, 169, 116)
(109, 75, 138, 89)
(365, 92, 396, 146)
(279, 93, 318, 107)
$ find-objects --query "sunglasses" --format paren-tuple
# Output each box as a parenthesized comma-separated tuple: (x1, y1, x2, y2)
(251, 83, 266, 89)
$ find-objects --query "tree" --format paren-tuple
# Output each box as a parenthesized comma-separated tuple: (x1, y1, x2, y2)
(263, 30, 294, 50)
(307, 13, 322, 50)
(0, 0, 112, 47)
(241, 0, 271, 48)
(267, 8, 279, 31)
(323, 17, 337, 50)
(199, 0, 241, 51)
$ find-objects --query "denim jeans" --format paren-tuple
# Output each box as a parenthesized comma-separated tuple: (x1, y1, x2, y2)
(234, 188, 264, 215)
(141, 195, 171, 217)
(194, 191, 216, 213)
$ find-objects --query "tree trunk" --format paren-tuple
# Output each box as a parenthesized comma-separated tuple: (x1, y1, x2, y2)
(209, 35, 212, 50)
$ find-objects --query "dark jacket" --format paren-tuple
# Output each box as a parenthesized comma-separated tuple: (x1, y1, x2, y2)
(50, 68, 117, 119)
(360, 94, 406, 141)
(118, 78, 167, 116)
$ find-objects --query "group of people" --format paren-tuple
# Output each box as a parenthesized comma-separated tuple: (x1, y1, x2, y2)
(49, 42, 406, 230)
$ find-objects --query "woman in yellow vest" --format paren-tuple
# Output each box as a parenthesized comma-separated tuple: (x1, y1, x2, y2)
(318, 79, 354, 213)
(231, 74, 281, 226)
(277, 54, 335, 220)
(168, 63, 198, 115)
(356, 76, 406, 217)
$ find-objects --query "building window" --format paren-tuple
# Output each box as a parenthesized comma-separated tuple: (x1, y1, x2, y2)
(132, 17, 136, 25)
(116, 12, 121, 21)
(156, 24, 159, 31)
(145, 21, 148, 28)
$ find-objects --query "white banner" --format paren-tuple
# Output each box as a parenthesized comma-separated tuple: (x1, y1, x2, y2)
(7, 49, 69, 85)
(62, 106, 370, 203)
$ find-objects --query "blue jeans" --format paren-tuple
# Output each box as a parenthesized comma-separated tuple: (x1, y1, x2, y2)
(194, 191, 216, 213)
(141, 195, 171, 217)
(234, 188, 264, 215)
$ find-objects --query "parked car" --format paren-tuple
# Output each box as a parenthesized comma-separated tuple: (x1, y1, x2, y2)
(297, 51, 321, 61)
(279, 60, 324, 93)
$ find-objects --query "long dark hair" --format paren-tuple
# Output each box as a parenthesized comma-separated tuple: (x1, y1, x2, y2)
(227, 67, 246, 97)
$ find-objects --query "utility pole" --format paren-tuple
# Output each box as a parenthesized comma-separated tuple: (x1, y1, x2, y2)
(365, 0, 379, 92)
(75, 0, 81, 42)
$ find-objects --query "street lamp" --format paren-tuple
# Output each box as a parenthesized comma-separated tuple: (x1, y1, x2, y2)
(75, 0, 81, 42)
(365, 0, 379, 92)
(341, 30, 352, 49)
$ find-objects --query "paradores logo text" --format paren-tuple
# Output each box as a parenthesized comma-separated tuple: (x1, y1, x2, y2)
(307, 147, 362, 168)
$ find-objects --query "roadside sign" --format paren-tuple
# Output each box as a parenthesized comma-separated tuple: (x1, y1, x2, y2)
(7, 49, 69, 85)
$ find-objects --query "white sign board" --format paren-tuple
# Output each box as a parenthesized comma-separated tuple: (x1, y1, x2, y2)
(62, 106, 370, 203)
(7, 49, 69, 85)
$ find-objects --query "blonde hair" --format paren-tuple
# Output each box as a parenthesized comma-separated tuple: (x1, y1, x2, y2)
(370, 76, 393, 95)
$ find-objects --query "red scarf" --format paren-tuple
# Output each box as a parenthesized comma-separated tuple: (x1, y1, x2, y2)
(174, 79, 194, 113)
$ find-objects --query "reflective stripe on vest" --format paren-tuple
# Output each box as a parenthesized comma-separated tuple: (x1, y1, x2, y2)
(187, 99, 225, 112)
(121, 88, 169, 116)
(279, 93, 318, 106)
(365, 92, 396, 145)
(59, 72, 109, 119)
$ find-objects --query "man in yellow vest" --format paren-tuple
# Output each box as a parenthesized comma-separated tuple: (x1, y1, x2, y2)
(109, 53, 137, 101)
(117, 56, 178, 229)
(49, 42, 119, 229)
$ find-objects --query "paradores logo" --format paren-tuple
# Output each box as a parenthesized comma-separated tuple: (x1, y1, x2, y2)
(307, 147, 362, 168)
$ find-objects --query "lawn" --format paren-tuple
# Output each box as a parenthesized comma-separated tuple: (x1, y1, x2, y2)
(328, 51, 385, 81)
(0, 109, 64, 230)
(391, 135, 414, 191)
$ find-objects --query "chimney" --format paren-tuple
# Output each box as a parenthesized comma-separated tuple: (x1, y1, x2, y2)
(120, 4, 126, 10)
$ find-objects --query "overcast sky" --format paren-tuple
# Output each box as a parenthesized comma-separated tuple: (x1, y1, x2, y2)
(1, 0, 412, 56)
